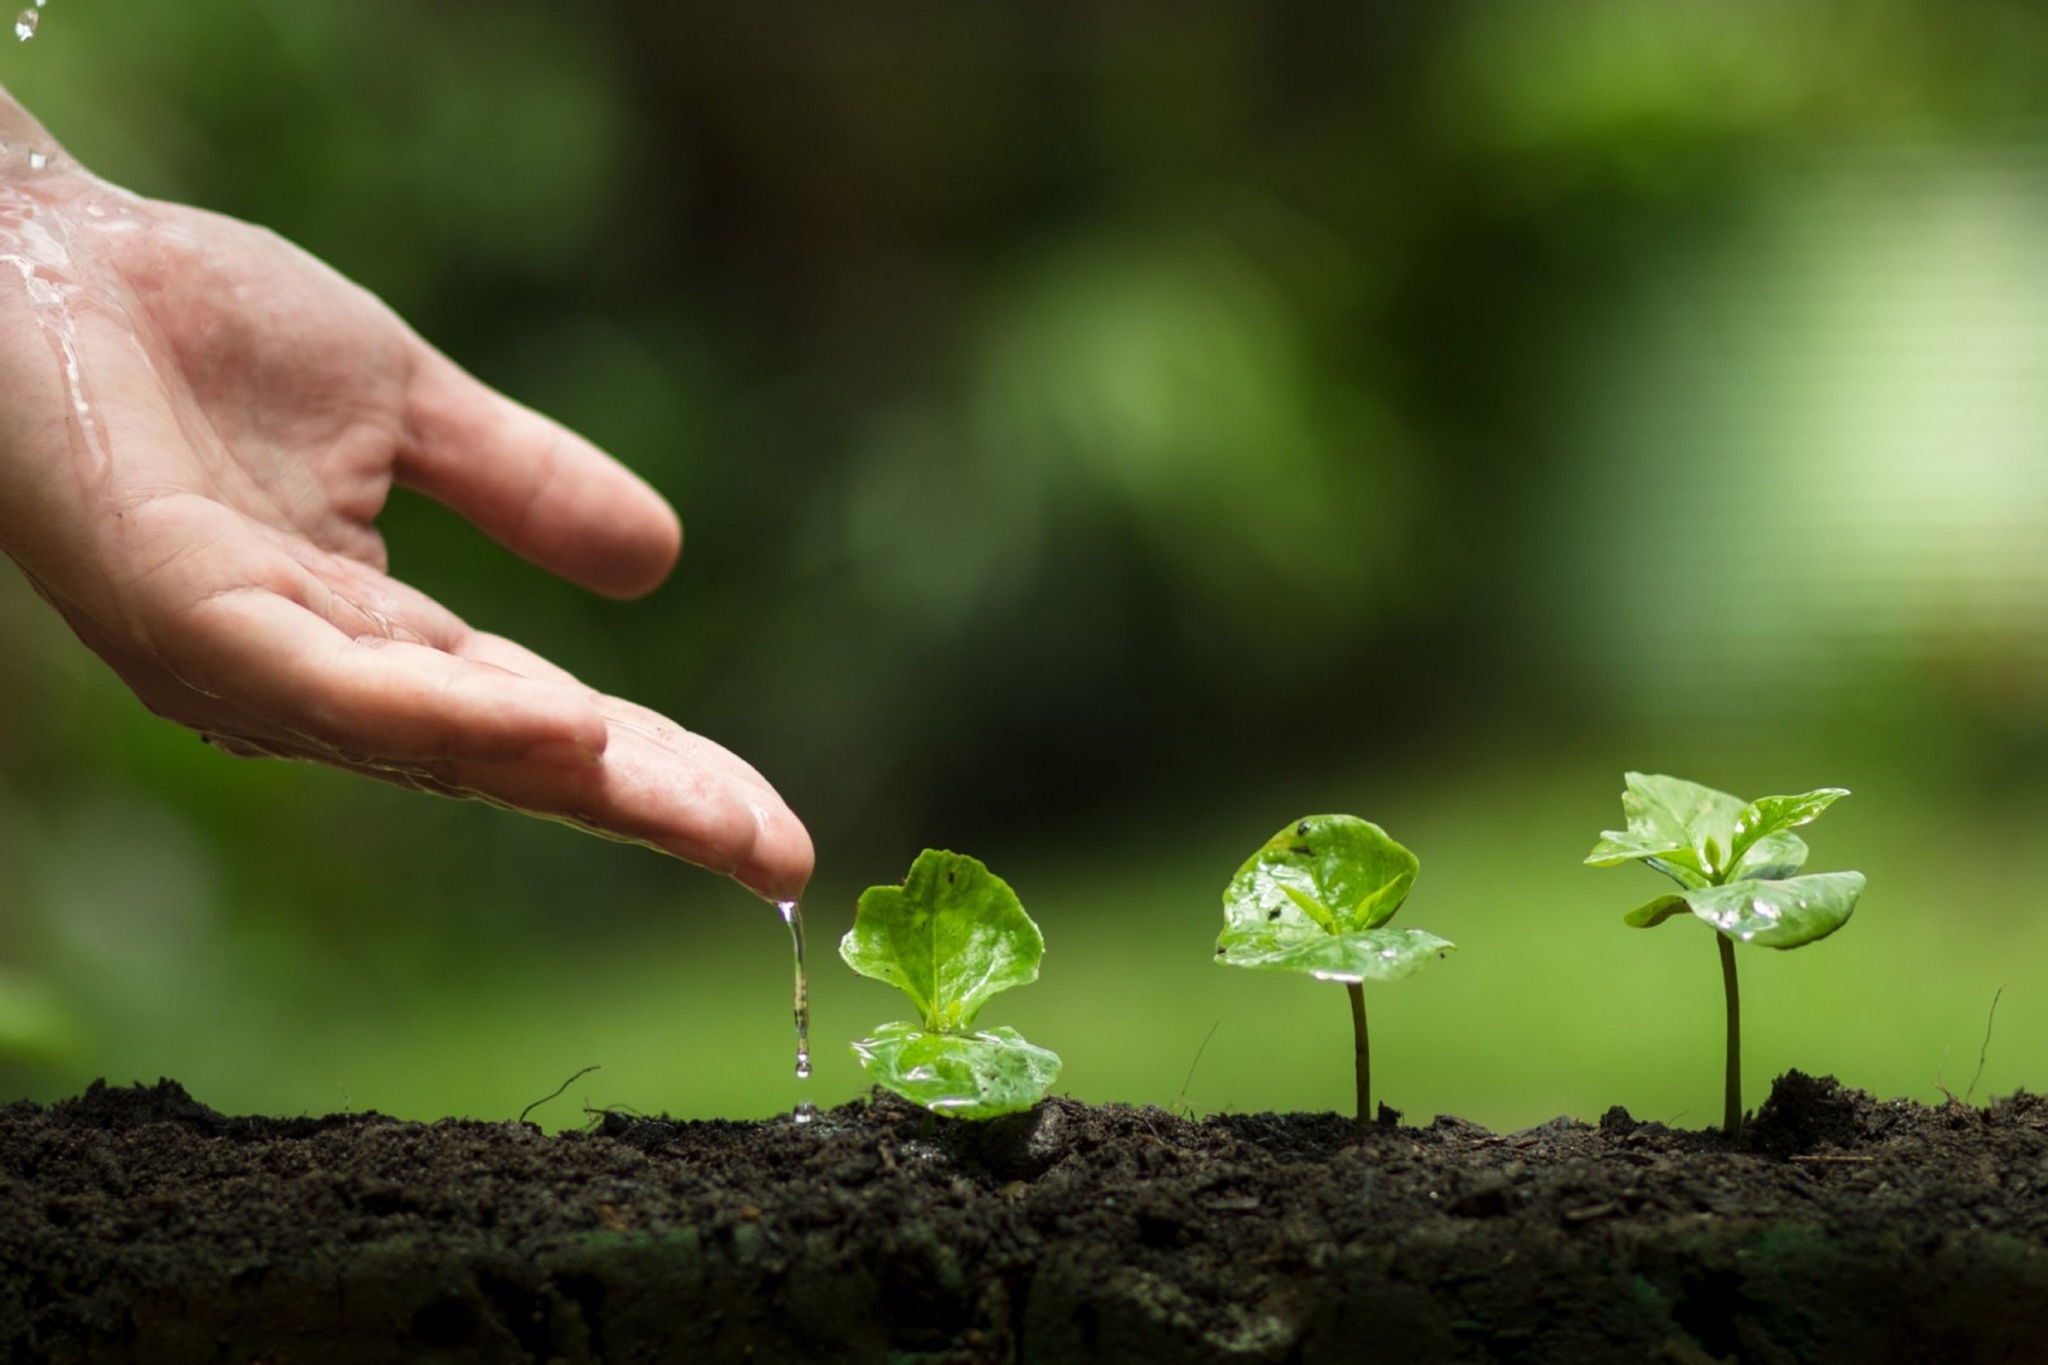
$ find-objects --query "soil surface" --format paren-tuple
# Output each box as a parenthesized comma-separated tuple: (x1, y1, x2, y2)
(2, 1073, 2045, 1363)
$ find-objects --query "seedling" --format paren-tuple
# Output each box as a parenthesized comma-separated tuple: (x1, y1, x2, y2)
(839, 849, 1062, 1119)
(1216, 815, 1455, 1127)
(1586, 773, 1864, 1138)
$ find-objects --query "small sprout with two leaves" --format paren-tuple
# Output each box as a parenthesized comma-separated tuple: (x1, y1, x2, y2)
(1586, 772, 1864, 1138)
(1216, 815, 1455, 1127)
(839, 849, 1062, 1120)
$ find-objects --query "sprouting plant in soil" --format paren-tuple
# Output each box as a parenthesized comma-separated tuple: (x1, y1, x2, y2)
(839, 849, 1062, 1119)
(1216, 815, 1455, 1128)
(1586, 773, 1864, 1138)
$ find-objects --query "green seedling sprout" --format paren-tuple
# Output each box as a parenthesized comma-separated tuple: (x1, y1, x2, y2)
(839, 849, 1062, 1120)
(1216, 815, 1455, 1127)
(1586, 773, 1864, 1138)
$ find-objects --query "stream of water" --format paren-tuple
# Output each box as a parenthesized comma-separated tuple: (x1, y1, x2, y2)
(776, 899, 817, 1124)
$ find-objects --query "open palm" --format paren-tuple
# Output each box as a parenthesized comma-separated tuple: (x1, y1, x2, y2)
(0, 139, 811, 900)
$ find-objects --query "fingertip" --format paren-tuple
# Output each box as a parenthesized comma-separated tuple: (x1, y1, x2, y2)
(732, 799, 817, 905)
(592, 492, 682, 601)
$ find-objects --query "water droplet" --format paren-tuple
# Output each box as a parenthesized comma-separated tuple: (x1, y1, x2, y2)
(13, 9, 36, 40)
(792, 1100, 818, 1126)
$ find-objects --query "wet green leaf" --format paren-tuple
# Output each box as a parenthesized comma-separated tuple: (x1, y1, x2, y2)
(849, 1022, 1062, 1119)
(1732, 830, 1808, 882)
(839, 850, 1043, 1032)
(1729, 788, 1848, 866)
(1593, 776, 1860, 949)
(1585, 772, 1746, 883)
(1217, 815, 1452, 983)
(1223, 815, 1419, 936)
(840, 850, 1061, 1120)
(1622, 893, 1690, 929)
(1217, 924, 1455, 982)
(1679, 872, 1864, 949)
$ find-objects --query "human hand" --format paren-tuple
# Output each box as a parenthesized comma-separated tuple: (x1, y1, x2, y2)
(0, 95, 812, 901)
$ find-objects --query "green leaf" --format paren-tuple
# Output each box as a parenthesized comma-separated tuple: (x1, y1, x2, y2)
(849, 1021, 1062, 1119)
(1680, 871, 1865, 949)
(839, 850, 1044, 1032)
(1216, 924, 1455, 983)
(1644, 856, 1712, 890)
(1278, 884, 1338, 932)
(1586, 829, 1692, 868)
(1622, 893, 1690, 929)
(1223, 815, 1419, 938)
(1732, 830, 1808, 882)
(1585, 773, 1745, 883)
(1729, 788, 1848, 866)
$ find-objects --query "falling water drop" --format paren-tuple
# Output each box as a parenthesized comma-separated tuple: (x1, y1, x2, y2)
(13, 10, 37, 41)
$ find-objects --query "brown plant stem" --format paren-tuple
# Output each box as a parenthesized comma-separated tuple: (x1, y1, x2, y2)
(1718, 933, 1742, 1138)
(1348, 981, 1371, 1128)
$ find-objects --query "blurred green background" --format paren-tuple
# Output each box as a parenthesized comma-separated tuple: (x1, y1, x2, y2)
(4, 1, 2048, 1132)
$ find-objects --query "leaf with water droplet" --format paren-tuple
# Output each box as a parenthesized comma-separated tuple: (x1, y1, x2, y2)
(1217, 815, 1453, 979)
(840, 850, 1059, 1118)
(1585, 773, 1748, 884)
(1222, 814, 1419, 936)
(1728, 788, 1848, 867)
(848, 1022, 1062, 1120)
(1674, 871, 1864, 949)
(839, 849, 1042, 1033)
(1731, 829, 1808, 882)
(1592, 777, 1861, 949)
(1218, 923, 1455, 983)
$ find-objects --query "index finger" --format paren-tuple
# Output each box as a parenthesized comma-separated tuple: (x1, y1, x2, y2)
(396, 347, 683, 600)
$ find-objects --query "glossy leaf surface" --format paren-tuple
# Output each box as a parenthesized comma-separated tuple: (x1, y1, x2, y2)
(849, 1022, 1062, 1119)
(1680, 872, 1864, 949)
(1729, 789, 1848, 866)
(1622, 893, 1689, 929)
(839, 850, 1043, 1032)
(1217, 923, 1455, 983)
(1732, 830, 1809, 882)
(1223, 815, 1419, 937)
(1585, 772, 1746, 884)
(1218, 815, 1453, 984)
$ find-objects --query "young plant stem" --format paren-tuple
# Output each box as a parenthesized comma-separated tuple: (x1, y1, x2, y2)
(1717, 933, 1742, 1138)
(1347, 981, 1371, 1128)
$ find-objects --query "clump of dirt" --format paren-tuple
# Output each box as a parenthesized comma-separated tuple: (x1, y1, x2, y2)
(4, 1074, 2048, 1362)
(1745, 1068, 1878, 1156)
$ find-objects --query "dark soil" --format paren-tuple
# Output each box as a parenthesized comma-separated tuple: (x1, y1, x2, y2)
(4, 1072, 2047, 1363)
